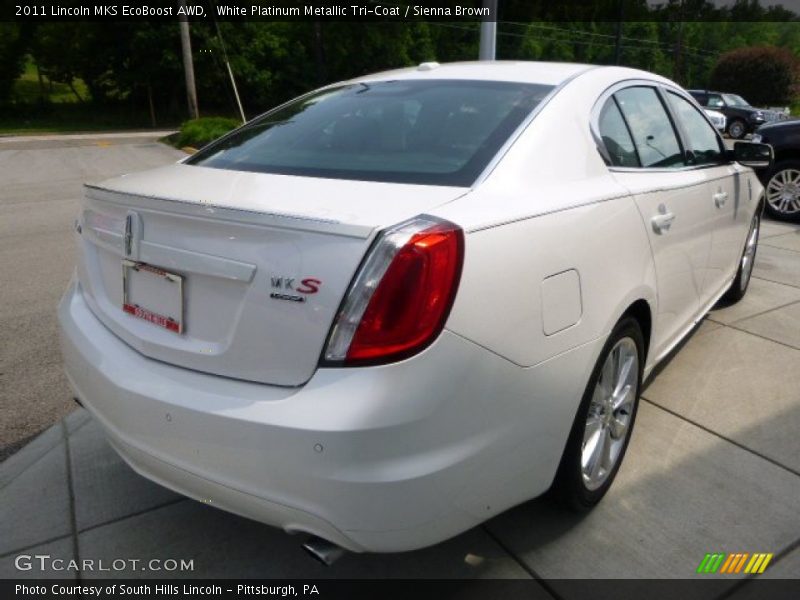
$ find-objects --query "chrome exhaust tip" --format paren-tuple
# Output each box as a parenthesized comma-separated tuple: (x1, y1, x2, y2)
(302, 536, 346, 566)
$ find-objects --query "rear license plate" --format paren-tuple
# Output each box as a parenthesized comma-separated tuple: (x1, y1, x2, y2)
(122, 260, 184, 334)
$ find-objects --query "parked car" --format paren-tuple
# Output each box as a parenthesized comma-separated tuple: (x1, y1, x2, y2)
(753, 120, 800, 220)
(704, 108, 727, 132)
(59, 62, 771, 556)
(688, 89, 782, 139)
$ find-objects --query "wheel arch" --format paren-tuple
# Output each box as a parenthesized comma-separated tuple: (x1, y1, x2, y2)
(772, 148, 800, 166)
(620, 298, 652, 365)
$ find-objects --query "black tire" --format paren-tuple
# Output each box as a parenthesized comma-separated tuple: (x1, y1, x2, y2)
(763, 160, 800, 222)
(723, 209, 761, 304)
(727, 118, 747, 139)
(551, 317, 644, 511)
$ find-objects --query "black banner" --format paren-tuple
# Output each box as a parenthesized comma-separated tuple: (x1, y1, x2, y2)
(3, 579, 800, 600)
(3, 0, 800, 23)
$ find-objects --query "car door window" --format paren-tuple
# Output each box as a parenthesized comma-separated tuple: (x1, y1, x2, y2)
(689, 92, 707, 106)
(614, 87, 684, 168)
(707, 94, 724, 109)
(666, 91, 725, 166)
(598, 98, 639, 167)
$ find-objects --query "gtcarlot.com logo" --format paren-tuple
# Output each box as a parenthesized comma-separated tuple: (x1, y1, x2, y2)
(696, 552, 773, 574)
(15, 554, 194, 572)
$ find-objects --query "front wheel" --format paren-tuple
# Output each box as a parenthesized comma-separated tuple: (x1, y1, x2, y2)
(727, 118, 746, 139)
(723, 210, 761, 304)
(551, 317, 643, 511)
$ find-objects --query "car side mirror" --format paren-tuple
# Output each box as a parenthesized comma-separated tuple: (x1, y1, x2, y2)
(730, 141, 773, 169)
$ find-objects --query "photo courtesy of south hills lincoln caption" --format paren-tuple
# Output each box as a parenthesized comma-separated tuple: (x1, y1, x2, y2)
(15, 584, 317, 596)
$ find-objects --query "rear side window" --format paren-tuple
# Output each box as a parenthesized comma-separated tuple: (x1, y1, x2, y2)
(666, 92, 724, 166)
(598, 98, 639, 167)
(187, 80, 554, 186)
(615, 87, 684, 168)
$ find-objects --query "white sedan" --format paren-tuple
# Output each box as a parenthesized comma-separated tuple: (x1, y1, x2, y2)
(59, 61, 772, 557)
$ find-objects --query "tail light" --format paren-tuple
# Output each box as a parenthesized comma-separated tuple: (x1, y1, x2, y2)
(323, 215, 464, 366)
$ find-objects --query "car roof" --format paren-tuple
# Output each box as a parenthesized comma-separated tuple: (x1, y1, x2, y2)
(688, 90, 725, 95)
(351, 61, 598, 86)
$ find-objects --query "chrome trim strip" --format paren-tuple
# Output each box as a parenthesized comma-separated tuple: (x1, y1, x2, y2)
(590, 78, 729, 173)
(139, 241, 257, 283)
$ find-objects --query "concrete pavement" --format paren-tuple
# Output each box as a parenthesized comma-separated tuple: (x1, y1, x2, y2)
(0, 133, 185, 460)
(1, 136, 799, 590)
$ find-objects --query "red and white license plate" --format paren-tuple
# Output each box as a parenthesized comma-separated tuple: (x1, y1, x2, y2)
(122, 260, 184, 334)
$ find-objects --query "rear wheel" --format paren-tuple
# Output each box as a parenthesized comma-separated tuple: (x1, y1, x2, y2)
(723, 209, 761, 304)
(552, 317, 643, 511)
(727, 118, 746, 139)
(764, 161, 800, 221)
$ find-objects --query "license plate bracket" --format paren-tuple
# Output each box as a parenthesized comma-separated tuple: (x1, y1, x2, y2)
(122, 260, 184, 334)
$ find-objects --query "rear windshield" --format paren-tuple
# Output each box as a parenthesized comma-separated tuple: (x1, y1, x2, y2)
(187, 80, 554, 186)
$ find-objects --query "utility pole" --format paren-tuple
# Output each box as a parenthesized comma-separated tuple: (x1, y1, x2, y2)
(613, 0, 625, 65)
(673, 0, 685, 84)
(478, 0, 497, 61)
(179, 0, 199, 119)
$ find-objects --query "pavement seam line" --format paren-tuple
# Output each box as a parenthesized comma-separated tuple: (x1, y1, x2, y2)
(0, 533, 74, 560)
(751, 275, 800, 291)
(0, 433, 64, 491)
(480, 524, 562, 599)
(641, 397, 800, 478)
(716, 298, 800, 327)
(76, 497, 189, 536)
(61, 418, 81, 582)
(724, 320, 800, 353)
(723, 300, 800, 325)
(762, 239, 800, 253)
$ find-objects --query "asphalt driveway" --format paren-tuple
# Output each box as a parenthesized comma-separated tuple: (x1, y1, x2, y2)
(1, 134, 799, 591)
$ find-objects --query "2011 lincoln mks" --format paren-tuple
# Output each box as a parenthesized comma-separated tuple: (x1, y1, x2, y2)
(59, 62, 772, 554)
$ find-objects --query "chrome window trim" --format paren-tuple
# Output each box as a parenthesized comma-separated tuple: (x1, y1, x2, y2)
(591, 78, 730, 174)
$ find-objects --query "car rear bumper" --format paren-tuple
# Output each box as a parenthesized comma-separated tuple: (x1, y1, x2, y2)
(59, 275, 598, 552)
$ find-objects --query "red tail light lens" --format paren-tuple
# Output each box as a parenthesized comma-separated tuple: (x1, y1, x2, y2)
(324, 216, 464, 366)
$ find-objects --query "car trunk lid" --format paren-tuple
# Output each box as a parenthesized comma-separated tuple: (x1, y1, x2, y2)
(75, 163, 467, 386)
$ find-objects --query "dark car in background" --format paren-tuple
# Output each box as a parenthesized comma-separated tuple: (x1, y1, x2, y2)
(753, 120, 800, 221)
(688, 90, 781, 139)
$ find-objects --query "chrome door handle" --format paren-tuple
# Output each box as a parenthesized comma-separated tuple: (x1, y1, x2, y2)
(651, 212, 676, 234)
(713, 191, 728, 208)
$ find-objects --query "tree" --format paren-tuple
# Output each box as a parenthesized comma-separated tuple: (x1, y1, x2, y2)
(0, 24, 27, 105)
(710, 45, 799, 105)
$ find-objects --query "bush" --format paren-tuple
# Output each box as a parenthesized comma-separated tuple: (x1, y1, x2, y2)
(176, 117, 241, 148)
(709, 46, 799, 106)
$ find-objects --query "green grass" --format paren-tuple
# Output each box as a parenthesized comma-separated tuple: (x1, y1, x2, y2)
(1, 57, 176, 135)
(11, 57, 89, 105)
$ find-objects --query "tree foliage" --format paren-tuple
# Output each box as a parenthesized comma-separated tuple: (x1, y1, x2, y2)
(0, 24, 28, 106)
(4, 3, 800, 118)
(710, 45, 800, 105)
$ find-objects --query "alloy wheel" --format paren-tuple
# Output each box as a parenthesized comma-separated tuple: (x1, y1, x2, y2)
(766, 169, 800, 217)
(581, 337, 639, 491)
